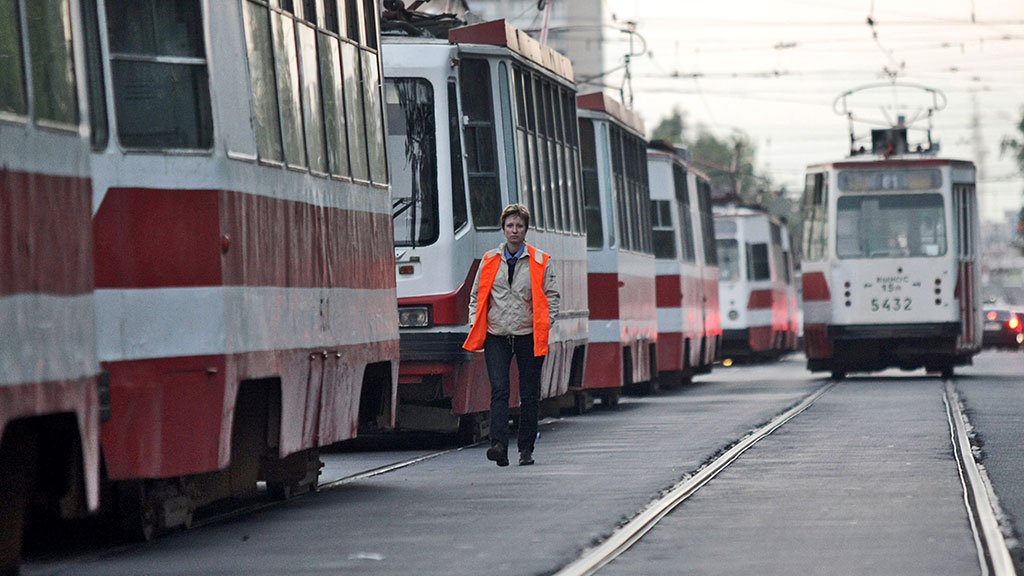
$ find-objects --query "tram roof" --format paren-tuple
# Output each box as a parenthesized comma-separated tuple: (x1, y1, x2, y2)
(807, 155, 975, 171)
(447, 20, 574, 83)
(646, 143, 711, 182)
(576, 92, 645, 136)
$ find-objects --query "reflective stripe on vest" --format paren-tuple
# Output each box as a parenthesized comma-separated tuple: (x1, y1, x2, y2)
(462, 244, 551, 356)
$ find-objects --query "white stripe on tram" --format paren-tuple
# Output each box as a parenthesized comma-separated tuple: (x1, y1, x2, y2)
(96, 286, 398, 362)
(0, 293, 99, 386)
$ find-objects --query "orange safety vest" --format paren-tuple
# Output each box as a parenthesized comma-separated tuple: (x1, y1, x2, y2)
(463, 243, 551, 356)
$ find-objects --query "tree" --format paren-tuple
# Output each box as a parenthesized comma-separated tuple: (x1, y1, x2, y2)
(688, 128, 757, 203)
(650, 108, 687, 146)
(1000, 106, 1024, 253)
(648, 111, 802, 238)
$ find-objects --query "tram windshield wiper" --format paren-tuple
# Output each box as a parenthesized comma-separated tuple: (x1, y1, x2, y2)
(392, 197, 413, 219)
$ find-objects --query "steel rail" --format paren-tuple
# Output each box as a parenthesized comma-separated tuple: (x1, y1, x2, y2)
(944, 380, 1018, 576)
(554, 381, 835, 576)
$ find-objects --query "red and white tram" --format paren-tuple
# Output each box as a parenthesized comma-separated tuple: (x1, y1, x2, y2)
(1, 0, 101, 568)
(382, 19, 589, 436)
(89, 0, 398, 535)
(801, 126, 981, 378)
(647, 144, 721, 384)
(577, 93, 658, 401)
(714, 204, 799, 361)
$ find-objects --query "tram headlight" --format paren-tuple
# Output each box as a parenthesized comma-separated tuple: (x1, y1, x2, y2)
(728, 309, 739, 321)
(398, 306, 432, 328)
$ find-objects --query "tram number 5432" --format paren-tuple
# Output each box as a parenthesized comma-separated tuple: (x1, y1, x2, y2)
(871, 297, 912, 312)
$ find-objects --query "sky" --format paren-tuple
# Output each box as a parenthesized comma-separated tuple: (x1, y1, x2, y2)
(588, 0, 1024, 223)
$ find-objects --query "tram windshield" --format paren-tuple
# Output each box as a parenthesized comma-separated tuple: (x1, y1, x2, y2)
(716, 239, 740, 282)
(836, 193, 946, 259)
(386, 78, 439, 247)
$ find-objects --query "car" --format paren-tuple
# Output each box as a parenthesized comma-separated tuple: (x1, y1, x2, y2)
(982, 306, 1024, 350)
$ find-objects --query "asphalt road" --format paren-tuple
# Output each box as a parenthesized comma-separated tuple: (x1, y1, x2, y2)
(23, 351, 1024, 575)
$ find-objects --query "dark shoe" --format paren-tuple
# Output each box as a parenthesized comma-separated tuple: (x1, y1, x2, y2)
(486, 443, 509, 467)
(519, 450, 534, 466)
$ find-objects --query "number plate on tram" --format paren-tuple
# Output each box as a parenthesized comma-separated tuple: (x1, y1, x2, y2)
(870, 297, 912, 312)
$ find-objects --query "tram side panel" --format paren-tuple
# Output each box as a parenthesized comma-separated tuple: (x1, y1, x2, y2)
(90, 0, 398, 535)
(715, 207, 796, 361)
(385, 21, 590, 434)
(578, 95, 658, 399)
(0, 0, 101, 570)
(648, 147, 719, 382)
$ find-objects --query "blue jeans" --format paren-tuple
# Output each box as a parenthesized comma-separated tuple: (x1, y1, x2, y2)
(483, 332, 544, 452)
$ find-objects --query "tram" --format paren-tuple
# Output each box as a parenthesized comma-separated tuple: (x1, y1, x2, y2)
(802, 124, 981, 378)
(89, 0, 398, 537)
(577, 93, 658, 401)
(0, 0, 101, 570)
(382, 18, 589, 435)
(647, 143, 721, 384)
(714, 205, 800, 361)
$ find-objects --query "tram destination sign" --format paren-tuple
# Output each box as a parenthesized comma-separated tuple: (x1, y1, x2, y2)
(838, 168, 942, 192)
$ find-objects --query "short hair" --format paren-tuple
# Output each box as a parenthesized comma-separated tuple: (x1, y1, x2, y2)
(500, 203, 530, 229)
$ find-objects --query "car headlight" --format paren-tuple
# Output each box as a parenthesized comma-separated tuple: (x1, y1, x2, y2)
(398, 306, 431, 328)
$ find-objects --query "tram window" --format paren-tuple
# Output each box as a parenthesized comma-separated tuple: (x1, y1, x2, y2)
(633, 136, 654, 255)
(770, 222, 786, 282)
(513, 68, 538, 224)
(0, 0, 27, 116)
(564, 89, 584, 234)
(460, 58, 501, 229)
(716, 239, 739, 282)
(25, 0, 77, 126)
(317, 33, 349, 176)
(276, 0, 295, 13)
(107, 0, 212, 149)
(81, 0, 109, 148)
(747, 243, 770, 281)
(323, 0, 339, 33)
(243, 2, 283, 162)
(579, 118, 602, 248)
(271, 13, 306, 165)
(529, 77, 544, 228)
(386, 78, 438, 247)
(801, 172, 828, 261)
(553, 88, 569, 233)
(498, 63, 518, 204)
(362, 0, 378, 50)
(301, 0, 317, 23)
(298, 24, 327, 172)
(540, 81, 557, 231)
(651, 200, 676, 259)
(698, 180, 717, 265)
(344, 0, 361, 42)
(610, 127, 629, 249)
(448, 81, 468, 232)
(545, 83, 563, 231)
(341, 42, 369, 180)
(836, 193, 946, 259)
(675, 165, 695, 262)
(362, 51, 387, 183)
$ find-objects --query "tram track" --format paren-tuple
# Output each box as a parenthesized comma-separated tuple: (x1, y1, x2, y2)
(554, 378, 1018, 576)
(553, 381, 835, 576)
(944, 380, 1017, 576)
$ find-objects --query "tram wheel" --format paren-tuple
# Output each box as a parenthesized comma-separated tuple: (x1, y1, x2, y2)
(602, 391, 620, 408)
(116, 481, 157, 542)
(830, 370, 846, 381)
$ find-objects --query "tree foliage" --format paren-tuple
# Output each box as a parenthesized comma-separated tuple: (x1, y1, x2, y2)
(1000, 106, 1024, 253)
(650, 108, 687, 146)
